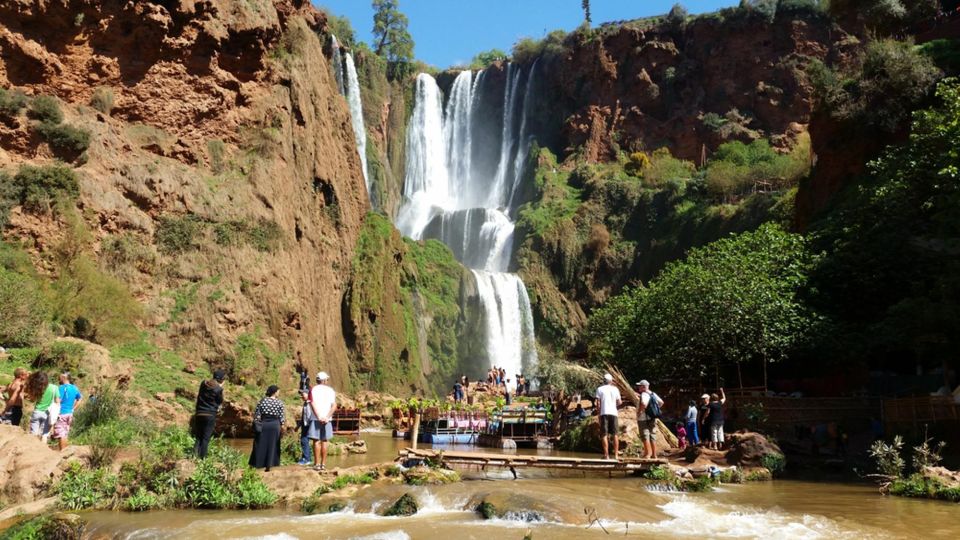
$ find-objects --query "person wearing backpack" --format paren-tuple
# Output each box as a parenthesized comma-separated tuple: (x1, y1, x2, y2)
(636, 380, 664, 459)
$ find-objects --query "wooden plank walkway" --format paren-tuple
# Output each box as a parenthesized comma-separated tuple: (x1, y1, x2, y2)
(399, 448, 667, 478)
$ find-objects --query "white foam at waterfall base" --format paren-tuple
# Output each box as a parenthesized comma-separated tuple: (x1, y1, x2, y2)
(349, 532, 411, 540)
(344, 52, 369, 194)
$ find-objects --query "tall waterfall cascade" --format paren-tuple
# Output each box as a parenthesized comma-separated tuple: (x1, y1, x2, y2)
(330, 36, 370, 197)
(397, 65, 540, 380)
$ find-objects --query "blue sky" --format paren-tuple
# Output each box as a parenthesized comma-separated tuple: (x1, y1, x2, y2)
(314, 1, 740, 68)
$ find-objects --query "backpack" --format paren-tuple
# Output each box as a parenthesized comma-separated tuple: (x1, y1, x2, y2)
(645, 392, 662, 420)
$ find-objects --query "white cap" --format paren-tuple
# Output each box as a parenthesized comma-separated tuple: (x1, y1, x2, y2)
(603, 373, 613, 382)
(637, 380, 649, 387)
(316, 371, 330, 381)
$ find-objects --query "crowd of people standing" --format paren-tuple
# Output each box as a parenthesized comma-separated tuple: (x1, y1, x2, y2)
(595, 374, 728, 460)
(2, 367, 82, 450)
(191, 368, 339, 472)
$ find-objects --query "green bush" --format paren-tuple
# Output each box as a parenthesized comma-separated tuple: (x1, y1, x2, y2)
(11, 164, 80, 214)
(214, 218, 282, 251)
(123, 487, 161, 511)
(235, 468, 278, 508)
(37, 122, 91, 154)
(81, 419, 143, 468)
(31, 340, 85, 373)
(56, 462, 118, 510)
(89, 87, 114, 115)
(0, 267, 48, 346)
(145, 426, 194, 461)
(180, 459, 235, 508)
(28, 95, 63, 124)
(0, 87, 28, 117)
(51, 252, 142, 345)
(156, 215, 203, 254)
(761, 452, 786, 475)
(512, 30, 568, 64)
(72, 383, 124, 437)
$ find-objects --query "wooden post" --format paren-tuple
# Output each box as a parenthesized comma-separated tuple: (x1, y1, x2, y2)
(411, 411, 422, 450)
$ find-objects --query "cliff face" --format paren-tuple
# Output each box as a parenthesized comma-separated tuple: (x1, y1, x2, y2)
(0, 1, 371, 389)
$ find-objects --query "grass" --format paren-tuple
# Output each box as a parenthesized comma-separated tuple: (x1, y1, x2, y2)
(111, 335, 206, 400)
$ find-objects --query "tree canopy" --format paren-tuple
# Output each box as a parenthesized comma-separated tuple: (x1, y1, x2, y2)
(588, 223, 818, 382)
(372, 0, 414, 79)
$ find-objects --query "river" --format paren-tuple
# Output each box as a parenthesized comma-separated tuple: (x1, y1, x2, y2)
(81, 433, 956, 539)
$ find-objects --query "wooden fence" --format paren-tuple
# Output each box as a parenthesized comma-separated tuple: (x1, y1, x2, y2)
(882, 396, 960, 429)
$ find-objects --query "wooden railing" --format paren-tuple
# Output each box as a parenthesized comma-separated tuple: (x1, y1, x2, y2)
(883, 396, 960, 427)
(332, 408, 361, 436)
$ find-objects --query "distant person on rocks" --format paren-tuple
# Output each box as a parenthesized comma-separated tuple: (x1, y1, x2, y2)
(192, 369, 225, 458)
(499, 367, 506, 387)
(596, 373, 622, 460)
(308, 371, 337, 471)
(297, 389, 313, 465)
(504, 378, 513, 406)
(685, 400, 700, 446)
(636, 380, 664, 459)
(54, 372, 82, 451)
(25, 371, 59, 439)
(249, 385, 284, 472)
(704, 388, 726, 450)
(453, 378, 464, 403)
(1, 367, 29, 426)
(698, 393, 710, 441)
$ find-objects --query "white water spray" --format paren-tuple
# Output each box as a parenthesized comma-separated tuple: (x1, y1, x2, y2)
(396, 66, 539, 379)
(330, 36, 371, 200)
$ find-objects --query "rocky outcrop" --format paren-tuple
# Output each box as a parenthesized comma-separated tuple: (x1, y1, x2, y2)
(0, 425, 87, 506)
(0, 1, 382, 392)
(724, 431, 784, 468)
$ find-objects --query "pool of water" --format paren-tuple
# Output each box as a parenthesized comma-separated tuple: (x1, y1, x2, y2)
(83, 432, 959, 539)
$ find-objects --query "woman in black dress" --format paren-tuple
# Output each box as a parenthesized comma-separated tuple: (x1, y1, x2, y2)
(249, 385, 285, 471)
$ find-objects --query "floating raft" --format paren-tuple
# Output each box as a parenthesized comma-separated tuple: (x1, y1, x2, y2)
(399, 447, 668, 479)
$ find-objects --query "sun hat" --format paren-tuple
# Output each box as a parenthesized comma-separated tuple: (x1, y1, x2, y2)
(701, 393, 710, 400)
(636, 380, 649, 387)
(603, 373, 613, 382)
(316, 371, 330, 381)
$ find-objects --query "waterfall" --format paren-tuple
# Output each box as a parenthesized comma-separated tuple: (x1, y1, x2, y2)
(331, 35, 345, 95)
(396, 66, 539, 380)
(330, 36, 371, 199)
(344, 53, 370, 194)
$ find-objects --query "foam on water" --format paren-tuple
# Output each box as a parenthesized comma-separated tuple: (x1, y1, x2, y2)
(349, 532, 411, 540)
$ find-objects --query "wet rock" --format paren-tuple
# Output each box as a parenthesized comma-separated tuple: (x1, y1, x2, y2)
(381, 492, 418, 516)
(302, 494, 350, 515)
(401, 466, 460, 486)
(472, 492, 558, 522)
(2, 512, 86, 539)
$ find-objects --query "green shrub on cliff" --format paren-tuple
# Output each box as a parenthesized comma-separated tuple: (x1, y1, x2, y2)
(7, 163, 80, 214)
(156, 215, 202, 253)
(27, 95, 63, 124)
(0, 87, 27, 117)
(512, 30, 568, 64)
(0, 267, 48, 346)
(704, 138, 808, 202)
(36, 122, 91, 155)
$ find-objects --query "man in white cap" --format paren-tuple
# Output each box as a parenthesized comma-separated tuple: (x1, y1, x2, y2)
(595, 373, 622, 460)
(636, 380, 664, 459)
(308, 371, 337, 471)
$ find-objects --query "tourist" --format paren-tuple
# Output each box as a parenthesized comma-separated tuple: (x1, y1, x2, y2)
(24, 371, 59, 439)
(54, 372, 82, 451)
(504, 378, 512, 406)
(704, 388, 726, 450)
(308, 371, 337, 471)
(676, 422, 687, 449)
(595, 373, 622, 460)
(1, 367, 28, 426)
(461, 375, 470, 403)
(698, 393, 710, 440)
(249, 385, 285, 472)
(685, 400, 700, 446)
(499, 367, 506, 387)
(453, 378, 464, 403)
(486, 368, 494, 385)
(192, 369, 225, 459)
(636, 380, 664, 459)
(297, 389, 313, 465)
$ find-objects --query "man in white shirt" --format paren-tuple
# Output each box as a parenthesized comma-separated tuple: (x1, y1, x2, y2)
(595, 373, 622, 460)
(636, 379, 665, 459)
(308, 371, 337, 471)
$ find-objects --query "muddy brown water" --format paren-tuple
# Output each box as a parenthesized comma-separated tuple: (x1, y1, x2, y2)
(83, 432, 958, 539)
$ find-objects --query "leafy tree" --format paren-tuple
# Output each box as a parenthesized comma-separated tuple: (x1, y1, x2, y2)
(470, 49, 507, 69)
(327, 13, 356, 48)
(808, 79, 960, 371)
(827, 0, 938, 36)
(809, 39, 941, 133)
(588, 223, 818, 383)
(581, 0, 592, 24)
(372, 0, 414, 79)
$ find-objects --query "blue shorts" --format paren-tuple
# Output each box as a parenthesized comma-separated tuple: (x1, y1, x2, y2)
(306, 420, 333, 441)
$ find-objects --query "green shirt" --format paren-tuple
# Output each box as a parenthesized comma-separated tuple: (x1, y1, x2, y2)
(36, 384, 58, 412)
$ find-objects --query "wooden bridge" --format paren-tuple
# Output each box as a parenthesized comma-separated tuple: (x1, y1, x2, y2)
(398, 447, 667, 479)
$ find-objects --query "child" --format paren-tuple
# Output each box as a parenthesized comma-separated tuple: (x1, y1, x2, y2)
(676, 422, 688, 449)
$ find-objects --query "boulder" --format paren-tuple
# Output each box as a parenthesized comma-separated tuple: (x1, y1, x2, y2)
(381, 493, 418, 516)
(0, 513, 86, 539)
(471, 491, 578, 523)
(215, 400, 254, 437)
(0, 425, 83, 505)
(922, 466, 960, 489)
(725, 431, 784, 469)
(401, 466, 460, 486)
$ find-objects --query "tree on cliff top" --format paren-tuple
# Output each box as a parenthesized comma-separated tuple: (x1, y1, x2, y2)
(582, 0, 592, 25)
(372, 0, 414, 79)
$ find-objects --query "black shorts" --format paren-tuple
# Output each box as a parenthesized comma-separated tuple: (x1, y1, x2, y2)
(600, 414, 618, 436)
